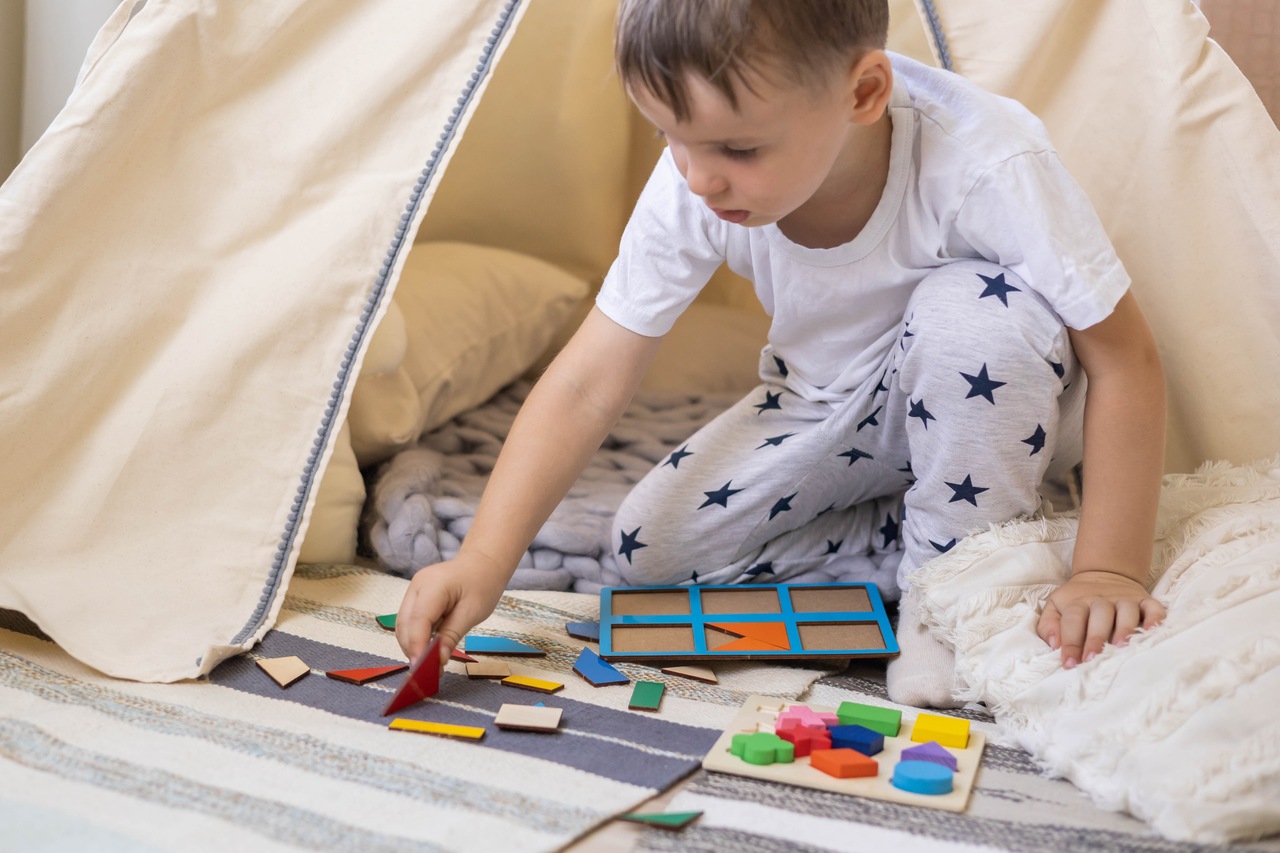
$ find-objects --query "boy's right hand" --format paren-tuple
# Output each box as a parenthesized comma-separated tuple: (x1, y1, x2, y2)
(395, 551, 509, 669)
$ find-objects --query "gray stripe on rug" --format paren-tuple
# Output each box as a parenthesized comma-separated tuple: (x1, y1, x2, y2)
(0, 719, 447, 853)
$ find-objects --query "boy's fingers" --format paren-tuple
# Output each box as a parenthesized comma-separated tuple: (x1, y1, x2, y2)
(1081, 600, 1115, 662)
(1139, 597, 1167, 629)
(1057, 603, 1088, 668)
(1111, 599, 1141, 646)
(1035, 600, 1062, 650)
(397, 585, 444, 663)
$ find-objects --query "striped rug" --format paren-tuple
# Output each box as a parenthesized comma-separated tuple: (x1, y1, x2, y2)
(0, 562, 836, 852)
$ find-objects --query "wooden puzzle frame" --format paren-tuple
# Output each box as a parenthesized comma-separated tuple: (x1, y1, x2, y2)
(598, 583, 898, 662)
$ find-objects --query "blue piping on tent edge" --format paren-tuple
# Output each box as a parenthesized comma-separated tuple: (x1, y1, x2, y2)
(230, 0, 524, 649)
(917, 0, 953, 72)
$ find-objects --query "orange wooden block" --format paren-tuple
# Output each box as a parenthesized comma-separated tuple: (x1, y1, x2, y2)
(809, 748, 878, 779)
(708, 621, 792, 650)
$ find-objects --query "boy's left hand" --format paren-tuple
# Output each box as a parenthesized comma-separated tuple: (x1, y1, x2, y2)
(1036, 570, 1165, 669)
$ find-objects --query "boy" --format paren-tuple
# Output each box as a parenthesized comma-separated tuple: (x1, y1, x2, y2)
(397, 0, 1166, 707)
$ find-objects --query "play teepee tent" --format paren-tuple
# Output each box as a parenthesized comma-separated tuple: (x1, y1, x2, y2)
(2, 0, 1278, 690)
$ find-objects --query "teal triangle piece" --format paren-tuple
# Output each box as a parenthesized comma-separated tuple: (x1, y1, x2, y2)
(375, 613, 396, 630)
(618, 811, 702, 830)
(463, 635, 545, 656)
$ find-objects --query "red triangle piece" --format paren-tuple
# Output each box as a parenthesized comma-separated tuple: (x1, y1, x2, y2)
(708, 621, 792, 650)
(451, 649, 477, 663)
(381, 637, 441, 716)
(710, 635, 790, 652)
(326, 664, 408, 685)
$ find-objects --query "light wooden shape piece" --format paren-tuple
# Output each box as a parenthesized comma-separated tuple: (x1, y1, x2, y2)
(494, 703, 563, 732)
(256, 655, 310, 688)
(466, 660, 511, 679)
(660, 665, 718, 684)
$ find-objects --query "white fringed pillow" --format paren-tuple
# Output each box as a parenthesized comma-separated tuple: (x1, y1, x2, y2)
(910, 458, 1280, 844)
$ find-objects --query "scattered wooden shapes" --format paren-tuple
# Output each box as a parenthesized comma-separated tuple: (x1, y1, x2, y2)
(891, 760, 954, 795)
(901, 741, 958, 772)
(256, 655, 310, 688)
(629, 680, 665, 711)
(836, 701, 902, 737)
(463, 636, 545, 656)
(465, 660, 511, 680)
(494, 703, 563, 732)
(388, 718, 485, 741)
(572, 647, 629, 687)
(776, 725, 831, 758)
(501, 674, 565, 695)
(617, 811, 703, 830)
(450, 649, 478, 663)
(730, 731, 795, 766)
(325, 664, 408, 685)
(708, 621, 792, 650)
(775, 705, 839, 732)
(381, 636, 441, 716)
(660, 664, 717, 684)
(565, 621, 601, 642)
(376, 613, 397, 631)
(828, 724, 884, 757)
(810, 748, 878, 779)
(911, 713, 970, 750)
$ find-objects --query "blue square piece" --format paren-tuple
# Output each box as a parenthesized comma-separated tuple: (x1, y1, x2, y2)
(828, 723, 884, 756)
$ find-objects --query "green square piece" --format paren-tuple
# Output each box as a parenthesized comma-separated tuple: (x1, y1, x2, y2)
(629, 680, 665, 711)
(376, 613, 397, 630)
(836, 701, 902, 737)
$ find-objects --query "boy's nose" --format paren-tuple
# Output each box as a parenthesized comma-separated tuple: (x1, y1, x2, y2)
(681, 154, 725, 199)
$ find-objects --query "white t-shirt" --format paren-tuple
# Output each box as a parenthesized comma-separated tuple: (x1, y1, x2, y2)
(596, 54, 1130, 403)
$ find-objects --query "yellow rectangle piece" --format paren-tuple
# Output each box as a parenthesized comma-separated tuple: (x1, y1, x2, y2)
(389, 719, 486, 740)
(910, 713, 970, 749)
(501, 674, 565, 694)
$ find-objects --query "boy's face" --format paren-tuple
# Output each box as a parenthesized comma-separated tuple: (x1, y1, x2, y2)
(630, 67, 865, 228)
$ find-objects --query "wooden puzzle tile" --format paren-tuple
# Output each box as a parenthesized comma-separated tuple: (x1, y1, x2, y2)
(708, 621, 792, 650)
(829, 724, 884, 756)
(629, 680, 665, 711)
(901, 741, 958, 771)
(494, 703, 563, 732)
(709, 635, 787, 653)
(836, 701, 902, 737)
(911, 713, 970, 749)
(775, 726, 831, 758)
(325, 664, 408, 685)
(450, 649, 478, 663)
(660, 665, 718, 684)
(376, 613, 397, 630)
(730, 731, 795, 765)
(502, 674, 565, 694)
(572, 648, 629, 687)
(617, 811, 702, 830)
(465, 660, 511, 679)
(775, 705, 839, 731)
(810, 748, 878, 779)
(256, 655, 310, 688)
(892, 760, 954, 795)
(463, 636, 545, 656)
(388, 718, 485, 740)
(381, 636, 441, 716)
(565, 621, 601, 641)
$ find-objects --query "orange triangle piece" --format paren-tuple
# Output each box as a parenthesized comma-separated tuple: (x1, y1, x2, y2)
(708, 621, 792, 650)
(710, 635, 790, 652)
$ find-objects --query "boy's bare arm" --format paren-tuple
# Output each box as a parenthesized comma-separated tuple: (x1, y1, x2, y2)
(1038, 290, 1167, 667)
(396, 307, 664, 663)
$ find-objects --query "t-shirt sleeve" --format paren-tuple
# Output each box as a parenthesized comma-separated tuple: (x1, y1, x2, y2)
(595, 150, 726, 337)
(948, 150, 1130, 330)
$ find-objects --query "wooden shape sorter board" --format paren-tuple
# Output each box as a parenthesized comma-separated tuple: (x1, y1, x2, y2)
(703, 695, 985, 812)
(598, 583, 897, 662)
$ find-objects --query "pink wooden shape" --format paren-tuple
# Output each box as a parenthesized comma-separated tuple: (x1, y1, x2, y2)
(775, 705, 839, 732)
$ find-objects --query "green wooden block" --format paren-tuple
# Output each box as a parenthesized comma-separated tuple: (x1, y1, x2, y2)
(836, 701, 902, 737)
(376, 613, 397, 631)
(629, 680, 665, 711)
(617, 811, 702, 830)
(730, 731, 795, 765)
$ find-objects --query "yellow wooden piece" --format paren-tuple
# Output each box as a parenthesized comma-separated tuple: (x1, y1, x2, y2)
(501, 674, 565, 694)
(388, 718, 486, 740)
(910, 713, 970, 749)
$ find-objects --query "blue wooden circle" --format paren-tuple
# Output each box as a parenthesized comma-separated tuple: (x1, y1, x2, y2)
(891, 760, 954, 795)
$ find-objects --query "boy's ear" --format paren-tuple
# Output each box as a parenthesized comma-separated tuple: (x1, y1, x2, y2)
(846, 49, 893, 125)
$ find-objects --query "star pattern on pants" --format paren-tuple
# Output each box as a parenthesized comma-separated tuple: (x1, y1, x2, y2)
(754, 391, 783, 414)
(1022, 425, 1046, 456)
(961, 363, 1006, 404)
(878, 513, 900, 548)
(946, 475, 989, 506)
(700, 481, 744, 509)
(977, 272, 1021, 306)
(756, 433, 796, 449)
(769, 492, 797, 520)
(837, 446, 873, 466)
(662, 445, 694, 469)
(908, 398, 936, 429)
(617, 527, 648, 564)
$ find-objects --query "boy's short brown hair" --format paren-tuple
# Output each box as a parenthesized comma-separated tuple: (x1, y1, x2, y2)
(616, 0, 890, 120)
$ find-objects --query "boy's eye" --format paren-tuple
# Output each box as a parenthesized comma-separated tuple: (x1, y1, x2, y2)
(721, 146, 758, 161)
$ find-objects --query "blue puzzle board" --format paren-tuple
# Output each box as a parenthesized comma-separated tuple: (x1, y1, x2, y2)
(598, 583, 898, 662)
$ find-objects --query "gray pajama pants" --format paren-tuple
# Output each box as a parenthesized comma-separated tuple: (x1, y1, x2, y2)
(610, 260, 1086, 601)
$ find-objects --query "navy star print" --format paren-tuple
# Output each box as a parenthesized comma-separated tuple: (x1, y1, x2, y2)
(756, 433, 796, 449)
(978, 272, 1021, 306)
(746, 562, 775, 577)
(1023, 425, 1047, 456)
(878, 513, 900, 548)
(617, 527, 647, 564)
(946, 475, 989, 506)
(838, 446, 873, 466)
(662, 445, 694, 469)
(930, 538, 957, 553)
(908, 398, 936, 429)
(769, 493, 797, 520)
(825, 539, 843, 554)
(700, 481, 744, 509)
(773, 356, 789, 378)
(857, 406, 882, 432)
(754, 391, 783, 414)
(961, 364, 1006, 404)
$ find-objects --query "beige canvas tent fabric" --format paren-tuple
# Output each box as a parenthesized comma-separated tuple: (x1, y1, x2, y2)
(0, 0, 528, 681)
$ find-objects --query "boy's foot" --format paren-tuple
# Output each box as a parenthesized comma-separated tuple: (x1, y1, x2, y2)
(885, 589, 965, 709)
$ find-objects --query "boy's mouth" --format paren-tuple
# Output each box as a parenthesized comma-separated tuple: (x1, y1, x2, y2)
(711, 207, 750, 224)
